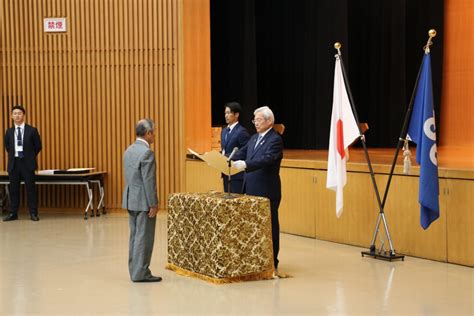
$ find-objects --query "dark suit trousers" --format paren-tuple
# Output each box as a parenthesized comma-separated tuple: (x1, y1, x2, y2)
(8, 158, 38, 215)
(222, 176, 244, 194)
(270, 198, 281, 269)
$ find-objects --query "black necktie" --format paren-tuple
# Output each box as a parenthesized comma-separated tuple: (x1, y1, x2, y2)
(17, 127, 24, 158)
(17, 127, 22, 146)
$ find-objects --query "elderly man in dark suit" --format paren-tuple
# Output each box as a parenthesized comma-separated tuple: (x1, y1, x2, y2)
(122, 119, 161, 283)
(221, 102, 250, 193)
(231, 106, 283, 275)
(3, 105, 42, 222)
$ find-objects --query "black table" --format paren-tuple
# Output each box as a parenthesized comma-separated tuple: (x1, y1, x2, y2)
(0, 171, 106, 219)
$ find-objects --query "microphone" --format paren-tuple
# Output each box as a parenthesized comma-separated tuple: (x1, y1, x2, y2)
(227, 147, 239, 162)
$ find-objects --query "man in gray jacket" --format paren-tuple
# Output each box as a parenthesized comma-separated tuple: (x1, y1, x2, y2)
(122, 119, 161, 282)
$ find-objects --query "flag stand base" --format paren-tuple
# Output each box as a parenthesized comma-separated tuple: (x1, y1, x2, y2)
(361, 246, 405, 262)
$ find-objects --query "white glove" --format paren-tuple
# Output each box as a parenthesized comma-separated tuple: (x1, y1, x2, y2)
(232, 160, 246, 171)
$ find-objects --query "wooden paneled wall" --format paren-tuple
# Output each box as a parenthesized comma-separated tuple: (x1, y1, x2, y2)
(0, 0, 184, 210)
(183, 0, 211, 153)
(440, 0, 474, 149)
(186, 158, 474, 266)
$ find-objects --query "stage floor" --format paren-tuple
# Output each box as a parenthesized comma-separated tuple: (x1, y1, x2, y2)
(282, 147, 474, 178)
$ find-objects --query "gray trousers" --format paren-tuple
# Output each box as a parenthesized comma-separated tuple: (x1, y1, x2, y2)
(128, 210, 156, 281)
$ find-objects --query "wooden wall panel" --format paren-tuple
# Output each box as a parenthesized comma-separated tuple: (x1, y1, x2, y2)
(315, 171, 379, 246)
(0, 0, 184, 211)
(440, 0, 474, 151)
(183, 0, 211, 153)
(186, 158, 473, 266)
(280, 167, 317, 238)
(446, 179, 474, 266)
(381, 175, 447, 262)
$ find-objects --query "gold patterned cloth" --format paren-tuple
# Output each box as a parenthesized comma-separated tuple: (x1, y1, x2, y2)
(166, 192, 274, 283)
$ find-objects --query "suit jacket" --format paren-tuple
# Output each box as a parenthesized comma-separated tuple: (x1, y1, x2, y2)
(221, 123, 250, 181)
(4, 124, 42, 173)
(233, 128, 283, 201)
(122, 140, 159, 212)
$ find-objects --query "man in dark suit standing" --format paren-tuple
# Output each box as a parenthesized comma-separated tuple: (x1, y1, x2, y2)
(231, 106, 283, 275)
(3, 105, 42, 222)
(221, 102, 250, 193)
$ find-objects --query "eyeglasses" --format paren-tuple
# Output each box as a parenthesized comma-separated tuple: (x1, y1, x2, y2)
(252, 118, 266, 124)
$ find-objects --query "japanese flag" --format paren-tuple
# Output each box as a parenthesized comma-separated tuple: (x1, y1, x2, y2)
(326, 56, 360, 217)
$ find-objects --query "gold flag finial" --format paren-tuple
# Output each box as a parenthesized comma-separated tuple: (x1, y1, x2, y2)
(334, 42, 342, 56)
(424, 29, 437, 54)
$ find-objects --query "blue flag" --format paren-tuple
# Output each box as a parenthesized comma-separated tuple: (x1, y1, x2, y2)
(407, 53, 440, 230)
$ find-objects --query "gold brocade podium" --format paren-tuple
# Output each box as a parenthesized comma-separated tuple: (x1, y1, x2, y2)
(166, 192, 275, 283)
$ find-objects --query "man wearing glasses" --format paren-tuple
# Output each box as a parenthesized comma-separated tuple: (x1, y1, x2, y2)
(231, 106, 283, 277)
(122, 119, 162, 283)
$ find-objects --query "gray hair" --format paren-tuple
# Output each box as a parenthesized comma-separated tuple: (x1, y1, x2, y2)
(254, 106, 274, 123)
(135, 119, 155, 137)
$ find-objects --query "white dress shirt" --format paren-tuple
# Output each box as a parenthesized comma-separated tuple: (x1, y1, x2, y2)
(136, 138, 150, 148)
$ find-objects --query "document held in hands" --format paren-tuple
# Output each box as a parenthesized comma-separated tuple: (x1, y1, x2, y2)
(187, 148, 242, 176)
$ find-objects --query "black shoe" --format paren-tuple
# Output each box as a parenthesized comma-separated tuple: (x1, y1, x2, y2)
(3, 213, 18, 222)
(134, 276, 162, 283)
(30, 214, 40, 221)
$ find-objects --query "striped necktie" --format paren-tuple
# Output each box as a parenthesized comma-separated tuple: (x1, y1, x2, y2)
(254, 134, 263, 149)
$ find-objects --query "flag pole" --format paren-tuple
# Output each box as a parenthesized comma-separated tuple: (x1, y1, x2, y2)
(363, 29, 437, 259)
(380, 30, 437, 217)
(334, 42, 403, 260)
